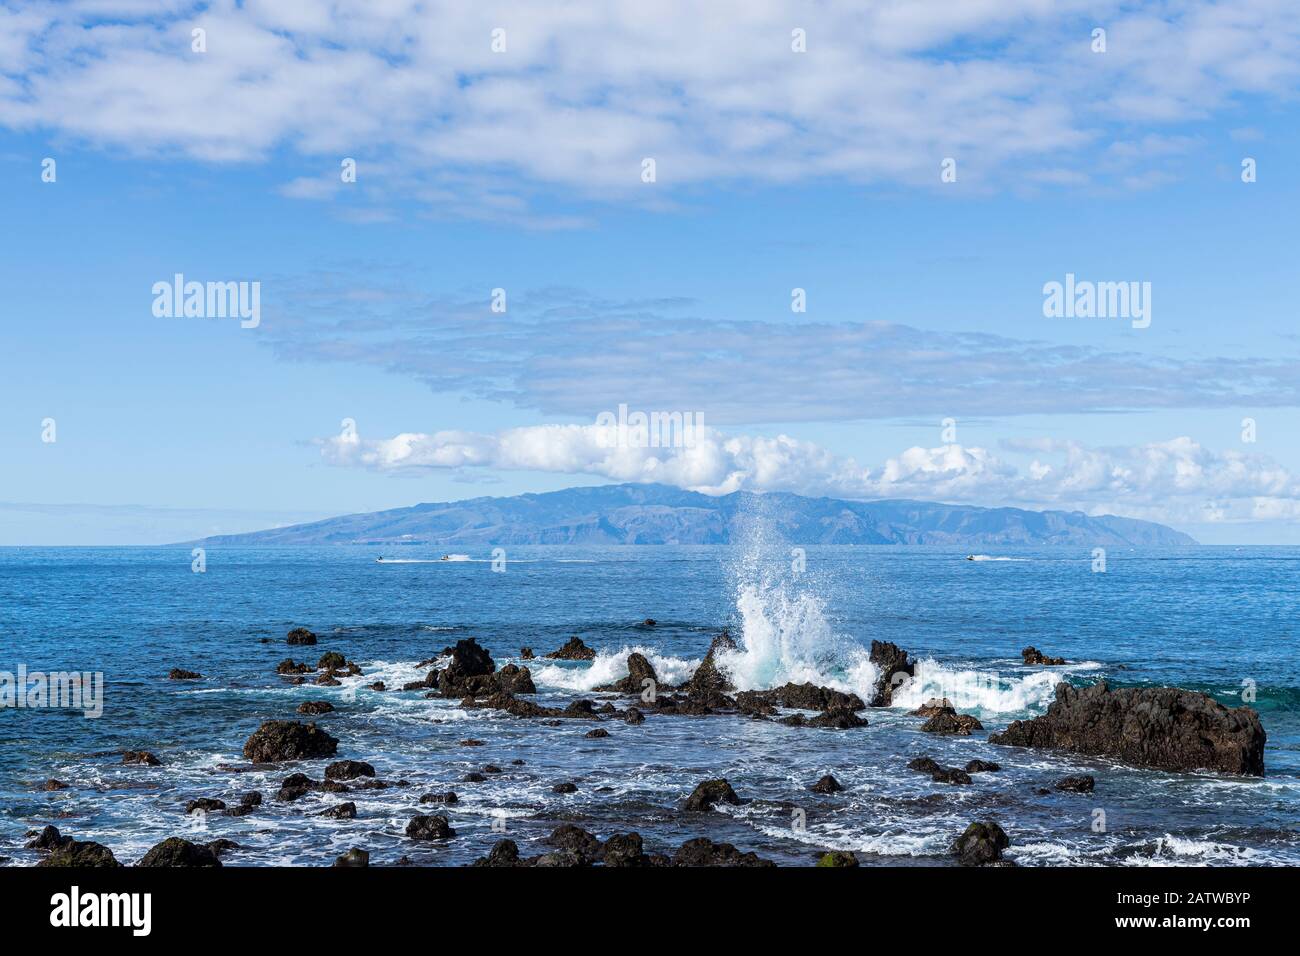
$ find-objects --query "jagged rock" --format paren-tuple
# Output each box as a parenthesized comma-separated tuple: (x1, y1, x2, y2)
(672, 838, 774, 867)
(1055, 774, 1096, 793)
(920, 707, 984, 735)
(276, 659, 311, 675)
(369, 681, 386, 691)
(552, 782, 578, 794)
(494, 663, 536, 695)
(316, 673, 341, 687)
(594, 653, 659, 694)
(684, 778, 743, 811)
(122, 750, 161, 766)
(319, 801, 357, 819)
(965, 760, 1001, 773)
(809, 774, 844, 793)
(1022, 646, 1065, 666)
(989, 681, 1266, 776)
(520, 647, 534, 659)
(297, 700, 335, 716)
(544, 825, 602, 863)
(952, 822, 1010, 866)
(808, 706, 869, 729)
(907, 756, 942, 775)
(473, 840, 522, 867)
(602, 832, 652, 867)
(168, 668, 202, 680)
(38, 839, 120, 868)
(286, 628, 318, 646)
(622, 707, 645, 724)
(911, 697, 953, 717)
(932, 767, 973, 785)
(534, 849, 587, 867)
(138, 837, 222, 868)
(27, 825, 71, 850)
(242, 720, 338, 763)
(333, 848, 369, 867)
(642, 618, 657, 627)
(868, 640, 914, 707)
(317, 651, 346, 671)
(405, 814, 456, 840)
(682, 631, 736, 697)
(184, 797, 226, 814)
(205, 839, 239, 858)
(325, 760, 375, 781)
(544, 637, 597, 660)
(817, 851, 859, 867)
(738, 682, 866, 713)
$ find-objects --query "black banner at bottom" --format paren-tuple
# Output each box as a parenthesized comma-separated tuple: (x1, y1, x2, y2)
(0, 864, 1272, 941)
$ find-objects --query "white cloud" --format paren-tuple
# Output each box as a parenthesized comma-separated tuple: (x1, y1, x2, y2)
(318, 423, 1300, 524)
(3, 1, 1299, 217)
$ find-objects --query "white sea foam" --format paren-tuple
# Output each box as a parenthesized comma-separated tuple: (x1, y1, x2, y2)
(889, 658, 1068, 714)
(967, 554, 1030, 562)
(530, 646, 701, 692)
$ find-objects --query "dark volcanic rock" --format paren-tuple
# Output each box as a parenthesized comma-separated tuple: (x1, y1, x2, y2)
(473, 839, 522, 867)
(1022, 646, 1065, 666)
(286, 627, 318, 646)
(932, 767, 973, 785)
(682, 631, 736, 698)
(911, 697, 953, 717)
(951, 821, 1010, 866)
(333, 848, 369, 867)
(684, 778, 743, 811)
(673, 838, 775, 867)
(817, 850, 859, 867)
(316, 673, 341, 686)
(406, 814, 456, 841)
(319, 801, 358, 819)
(138, 837, 222, 867)
(544, 636, 597, 660)
(185, 797, 227, 814)
(297, 700, 335, 716)
(584, 728, 610, 738)
(520, 647, 534, 660)
(276, 659, 311, 675)
(419, 791, 459, 805)
(809, 774, 844, 794)
(41, 779, 69, 791)
(317, 651, 347, 671)
(552, 782, 578, 794)
(739, 682, 866, 713)
(868, 640, 915, 707)
(965, 760, 1001, 773)
(463, 771, 486, 783)
(544, 825, 602, 863)
(808, 706, 869, 729)
(122, 750, 162, 766)
(1055, 774, 1096, 793)
(594, 653, 659, 694)
(38, 839, 120, 868)
(920, 707, 984, 735)
(242, 720, 339, 763)
(27, 825, 71, 850)
(989, 681, 1266, 776)
(325, 760, 375, 781)
(168, 668, 202, 680)
(622, 706, 645, 724)
(602, 832, 653, 867)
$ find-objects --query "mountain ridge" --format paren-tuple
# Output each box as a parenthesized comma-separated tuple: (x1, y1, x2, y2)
(186, 483, 1197, 547)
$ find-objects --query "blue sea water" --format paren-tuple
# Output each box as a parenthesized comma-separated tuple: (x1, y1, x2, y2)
(1, 542, 1297, 867)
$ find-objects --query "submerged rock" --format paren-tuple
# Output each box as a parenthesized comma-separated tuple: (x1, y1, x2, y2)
(1022, 646, 1065, 666)
(907, 756, 972, 785)
(868, 640, 915, 707)
(989, 681, 1266, 776)
(544, 636, 597, 660)
(138, 837, 222, 867)
(684, 778, 744, 811)
(41, 779, 69, 792)
(122, 750, 162, 766)
(1055, 774, 1096, 793)
(168, 668, 202, 680)
(951, 821, 1010, 866)
(242, 720, 339, 763)
(809, 774, 844, 793)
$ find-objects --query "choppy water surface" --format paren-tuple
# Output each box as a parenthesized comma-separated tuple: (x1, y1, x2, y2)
(1, 542, 1297, 866)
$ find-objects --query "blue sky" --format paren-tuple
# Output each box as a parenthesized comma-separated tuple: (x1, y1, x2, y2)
(2, 1, 1299, 544)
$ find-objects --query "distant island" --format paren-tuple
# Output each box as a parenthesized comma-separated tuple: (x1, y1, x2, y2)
(186, 484, 1196, 547)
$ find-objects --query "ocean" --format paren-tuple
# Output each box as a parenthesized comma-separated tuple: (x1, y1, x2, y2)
(2, 541, 1297, 867)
